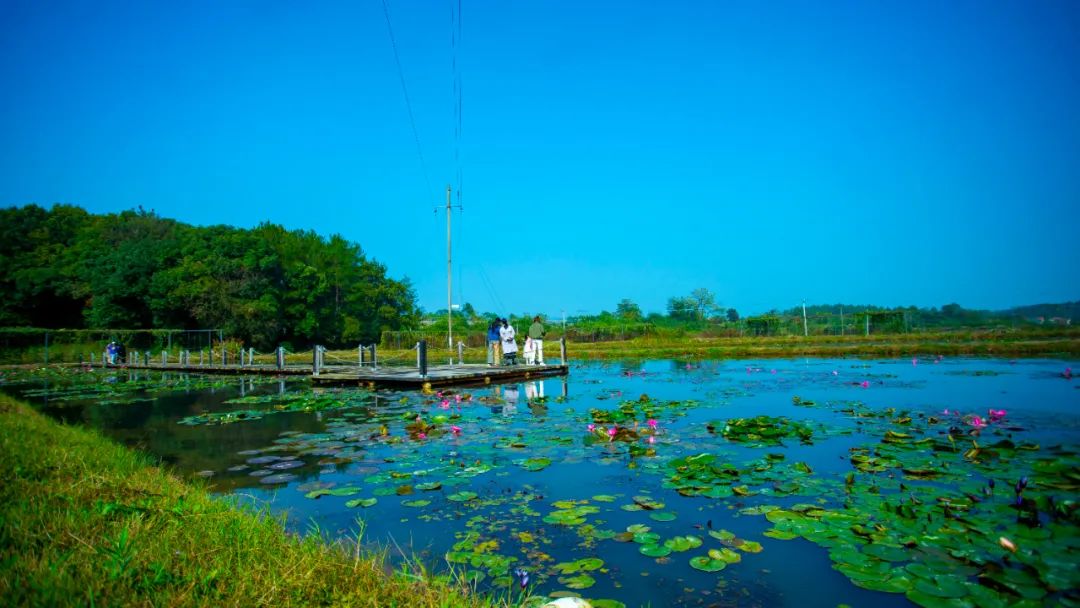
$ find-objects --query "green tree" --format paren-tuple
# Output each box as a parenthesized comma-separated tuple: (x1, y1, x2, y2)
(616, 299, 642, 320)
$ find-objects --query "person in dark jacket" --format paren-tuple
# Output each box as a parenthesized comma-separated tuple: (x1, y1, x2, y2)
(528, 316, 546, 364)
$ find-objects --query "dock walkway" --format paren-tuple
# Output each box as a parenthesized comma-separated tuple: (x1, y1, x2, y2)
(312, 363, 568, 388)
(116, 361, 568, 389)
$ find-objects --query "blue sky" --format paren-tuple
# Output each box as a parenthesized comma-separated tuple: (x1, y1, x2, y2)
(2, 0, 1078, 317)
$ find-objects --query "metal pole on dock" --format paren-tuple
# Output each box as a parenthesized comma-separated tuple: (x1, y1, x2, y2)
(560, 337, 567, 365)
(162, 351, 167, 365)
(446, 185, 453, 352)
(276, 346, 285, 370)
(249, 347, 254, 365)
(359, 344, 365, 367)
(866, 313, 870, 336)
(418, 340, 428, 378)
(313, 346, 321, 376)
(239, 349, 245, 368)
(457, 341, 464, 365)
(802, 300, 808, 337)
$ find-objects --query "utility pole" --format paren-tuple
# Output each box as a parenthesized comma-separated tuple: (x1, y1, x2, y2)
(446, 184, 453, 350)
(802, 300, 808, 337)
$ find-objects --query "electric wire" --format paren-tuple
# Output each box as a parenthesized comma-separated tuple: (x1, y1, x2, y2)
(381, 0, 434, 202)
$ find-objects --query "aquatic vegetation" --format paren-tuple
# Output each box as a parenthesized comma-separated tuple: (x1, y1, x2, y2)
(10, 357, 1079, 607)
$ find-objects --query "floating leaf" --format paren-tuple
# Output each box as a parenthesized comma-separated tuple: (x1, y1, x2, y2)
(448, 491, 478, 502)
(345, 497, 377, 508)
(689, 555, 727, 572)
(640, 543, 672, 557)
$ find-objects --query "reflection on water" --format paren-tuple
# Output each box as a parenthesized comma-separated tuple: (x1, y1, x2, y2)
(5, 357, 1079, 607)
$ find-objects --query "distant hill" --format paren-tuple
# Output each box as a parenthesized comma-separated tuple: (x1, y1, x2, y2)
(1001, 301, 1079, 322)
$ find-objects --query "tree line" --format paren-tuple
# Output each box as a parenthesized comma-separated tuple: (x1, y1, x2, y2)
(0, 204, 418, 349)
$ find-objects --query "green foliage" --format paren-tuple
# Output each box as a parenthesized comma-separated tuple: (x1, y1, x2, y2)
(0, 204, 418, 349)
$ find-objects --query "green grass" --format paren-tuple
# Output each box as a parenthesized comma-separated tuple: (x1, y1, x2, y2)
(0, 393, 514, 608)
(358, 328, 1080, 364)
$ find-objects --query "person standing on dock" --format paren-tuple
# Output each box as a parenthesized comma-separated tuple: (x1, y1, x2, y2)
(500, 318, 518, 365)
(528, 316, 546, 365)
(488, 318, 502, 366)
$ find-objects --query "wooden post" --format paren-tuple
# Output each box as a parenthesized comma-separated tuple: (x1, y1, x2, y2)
(239, 349, 245, 367)
(162, 351, 167, 365)
(312, 347, 320, 376)
(457, 341, 464, 365)
(371, 344, 377, 369)
(865, 313, 870, 336)
(248, 347, 254, 365)
(418, 340, 428, 378)
(276, 346, 285, 370)
(359, 344, 365, 367)
(560, 337, 567, 365)
(143, 351, 150, 366)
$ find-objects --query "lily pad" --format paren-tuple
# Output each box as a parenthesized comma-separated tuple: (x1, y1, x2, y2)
(689, 555, 727, 572)
(345, 497, 377, 508)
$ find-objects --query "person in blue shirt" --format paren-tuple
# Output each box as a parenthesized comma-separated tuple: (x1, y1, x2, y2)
(487, 318, 502, 366)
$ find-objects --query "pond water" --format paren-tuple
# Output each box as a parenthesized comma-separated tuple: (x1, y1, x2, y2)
(4, 357, 1079, 608)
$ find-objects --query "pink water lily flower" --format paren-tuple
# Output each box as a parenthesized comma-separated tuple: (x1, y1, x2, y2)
(607, 427, 617, 441)
(440, 400, 450, 409)
(860, 381, 870, 388)
(450, 425, 462, 434)
(436, 391, 443, 398)
(587, 423, 596, 432)
(969, 416, 987, 429)
(647, 436, 656, 444)
(988, 409, 1006, 422)
(417, 432, 427, 439)
(647, 419, 658, 430)
(912, 358, 918, 366)
(455, 394, 463, 403)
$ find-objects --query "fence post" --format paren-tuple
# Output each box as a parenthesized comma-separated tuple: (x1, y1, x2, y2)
(312, 346, 322, 376)
(560, 337, 567, 365)
(418, 340, 428, 378)
(371, 344, 377, 369)
(359, 344, 364, 367)
(162, 351, 167, 366)
(276, 346, 285, 370)
(457, 341, 464, 365)
(143, 351, 150, 366)
(249, 348, 254, 366)
(240, 349, 245, 368)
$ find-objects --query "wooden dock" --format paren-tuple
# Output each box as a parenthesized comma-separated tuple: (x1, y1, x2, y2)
(113, 362, 569, 389)
(312, 363, 569, 388)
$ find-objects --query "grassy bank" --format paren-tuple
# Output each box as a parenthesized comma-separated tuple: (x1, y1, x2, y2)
(0, 394, 506, 608)
(359, 329, 1080, 364)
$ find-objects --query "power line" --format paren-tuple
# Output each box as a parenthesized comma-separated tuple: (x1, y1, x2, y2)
(381, 0, 434, 202)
